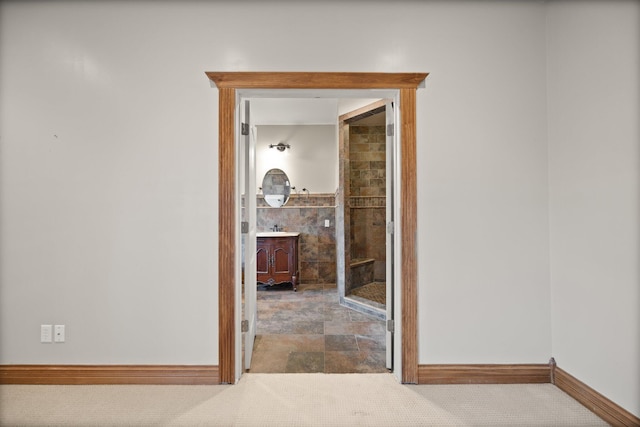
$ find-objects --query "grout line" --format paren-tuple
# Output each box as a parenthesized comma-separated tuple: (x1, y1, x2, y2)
(254, 283, 386, 373)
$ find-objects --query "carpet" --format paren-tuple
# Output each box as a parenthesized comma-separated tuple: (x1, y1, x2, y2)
(0, 373, 608, 426)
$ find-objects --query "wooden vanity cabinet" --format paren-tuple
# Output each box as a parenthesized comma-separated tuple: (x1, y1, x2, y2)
(256, 235, 299, 291)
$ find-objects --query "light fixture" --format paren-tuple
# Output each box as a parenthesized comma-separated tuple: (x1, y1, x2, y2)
(269, 142, 290, 152)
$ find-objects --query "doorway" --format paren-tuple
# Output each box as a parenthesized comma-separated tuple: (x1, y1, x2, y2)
(206, 72, 427, 384)
(245, 98, 391, 374)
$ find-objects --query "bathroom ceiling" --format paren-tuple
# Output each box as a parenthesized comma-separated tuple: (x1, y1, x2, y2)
(250, 97, 385, 126)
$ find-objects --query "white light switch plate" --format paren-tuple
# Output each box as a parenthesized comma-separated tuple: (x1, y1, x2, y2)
(41, 325, 53, 343)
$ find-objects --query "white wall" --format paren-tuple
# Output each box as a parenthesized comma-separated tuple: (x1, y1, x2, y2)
(417, 2, 551, 363)
(547, 1, 640, 416)
(0, 1, 220, 364)
(256, 125, 338, 195)
(0, 0, 600, 400)
(0, 0, 550, 366)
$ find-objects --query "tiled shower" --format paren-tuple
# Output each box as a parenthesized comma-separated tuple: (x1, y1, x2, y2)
(347, 124, 387, 292)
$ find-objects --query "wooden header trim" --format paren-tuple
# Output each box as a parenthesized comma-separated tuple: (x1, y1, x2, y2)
(0, 365, 219, 385)
(205, 72, 428, 89)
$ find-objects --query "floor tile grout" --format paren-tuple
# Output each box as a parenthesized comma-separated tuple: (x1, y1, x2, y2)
(250, 283, 387, 374)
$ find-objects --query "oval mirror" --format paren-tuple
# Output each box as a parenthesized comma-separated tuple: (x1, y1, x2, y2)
(262, 168, 291, 207)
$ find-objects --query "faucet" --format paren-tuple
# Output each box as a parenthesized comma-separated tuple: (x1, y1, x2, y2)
(272, 224, 281, 232)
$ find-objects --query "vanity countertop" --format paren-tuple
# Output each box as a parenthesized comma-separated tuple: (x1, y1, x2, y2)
(256, 232, 300, 238)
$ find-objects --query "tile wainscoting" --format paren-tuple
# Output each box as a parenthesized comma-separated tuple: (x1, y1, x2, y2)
(257, 193, 336, 284)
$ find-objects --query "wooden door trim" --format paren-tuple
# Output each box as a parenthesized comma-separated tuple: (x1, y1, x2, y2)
(339, 99, 387, 123)
(206, 72, 427, 384)
(399, 88, 419, 382)
(217, 87, 236, 383)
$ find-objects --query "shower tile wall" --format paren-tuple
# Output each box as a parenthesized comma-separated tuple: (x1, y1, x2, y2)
(349, 126, 386, 198)
(257, 194, 336, 284)
(349, 125, 386, 282)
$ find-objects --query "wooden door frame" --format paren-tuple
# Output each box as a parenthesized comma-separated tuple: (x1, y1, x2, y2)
(205, 72, 427, 384)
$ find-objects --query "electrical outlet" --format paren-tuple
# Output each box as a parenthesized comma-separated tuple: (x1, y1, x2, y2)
(54, 325, 65, 343)
(324, 219, 330, 227)
(41, 325, 53, 343)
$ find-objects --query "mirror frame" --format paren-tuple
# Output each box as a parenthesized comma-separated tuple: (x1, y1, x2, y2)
(261, 168, 291, 207)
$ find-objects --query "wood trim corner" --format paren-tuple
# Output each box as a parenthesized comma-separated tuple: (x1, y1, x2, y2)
(417, 363, 639, 426)
(555, 367, 640, 427)
(418, 364, 551, 384)
(0, 365, 219, 385)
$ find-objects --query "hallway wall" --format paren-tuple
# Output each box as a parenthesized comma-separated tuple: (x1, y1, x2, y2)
(0, 0, 550, 366)
(546, 0, 640, 415)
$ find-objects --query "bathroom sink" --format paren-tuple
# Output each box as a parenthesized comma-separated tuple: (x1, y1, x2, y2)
(256, 231, 300, 237)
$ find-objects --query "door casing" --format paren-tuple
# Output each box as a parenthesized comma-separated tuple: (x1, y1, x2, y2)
(206, 72, 427, 384)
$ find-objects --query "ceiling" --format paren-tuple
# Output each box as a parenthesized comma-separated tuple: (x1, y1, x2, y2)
(250, 97, 385, 126)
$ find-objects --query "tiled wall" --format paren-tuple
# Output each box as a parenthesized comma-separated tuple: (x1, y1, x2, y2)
(257, 193, 336, 284)
(249, 124, 386, 286)
(350, 208, 386, 281)
(348, 125, 386, 197)
(349, 125, 387, 282)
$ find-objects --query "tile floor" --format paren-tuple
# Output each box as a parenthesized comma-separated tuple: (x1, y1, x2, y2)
(248, 283, 388, 374)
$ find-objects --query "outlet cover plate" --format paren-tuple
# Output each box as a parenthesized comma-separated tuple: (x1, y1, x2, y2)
(54, 325, 65, 343)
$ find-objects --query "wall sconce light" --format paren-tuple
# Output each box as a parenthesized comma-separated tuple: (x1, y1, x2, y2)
(269, 142, 290, 152)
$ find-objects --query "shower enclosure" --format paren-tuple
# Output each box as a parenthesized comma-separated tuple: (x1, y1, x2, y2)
(337, 102, 391, 320)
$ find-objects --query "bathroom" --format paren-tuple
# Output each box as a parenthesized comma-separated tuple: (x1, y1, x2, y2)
(251, 98, 388, 312)
(241, 97, 391, 373)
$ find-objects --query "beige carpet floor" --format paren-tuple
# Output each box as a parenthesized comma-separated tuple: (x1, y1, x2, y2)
(0, 373, 607, 426)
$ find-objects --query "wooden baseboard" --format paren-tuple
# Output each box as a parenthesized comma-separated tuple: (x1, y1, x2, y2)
(418, 364, 551, 384)
(554, 367, 640, 427)
(0, 365, 219, 385)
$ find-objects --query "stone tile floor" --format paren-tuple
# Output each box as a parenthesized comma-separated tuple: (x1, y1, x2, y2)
(248, 283, 388, 374)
